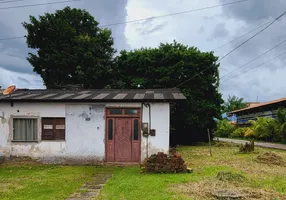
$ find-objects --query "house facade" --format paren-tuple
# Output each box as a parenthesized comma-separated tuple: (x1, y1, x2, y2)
(0, 89, 185, 164)
(230, 98, 286, 125)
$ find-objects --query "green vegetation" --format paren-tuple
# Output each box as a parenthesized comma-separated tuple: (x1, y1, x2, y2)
(114, 41, 223, 141)
(23, 7, 115, 89)
(214, 118, 236, 138)
(223, 95, 248, 113)
(0, 163, 104, 200)
(24, 7, 223, 141)
(98, 145, 286, 200)
(1, 145, 286, 200)
(215, 108, 286, 143)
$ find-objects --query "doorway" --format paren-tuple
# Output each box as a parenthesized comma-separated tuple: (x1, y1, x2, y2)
(105, 108, 141, 162)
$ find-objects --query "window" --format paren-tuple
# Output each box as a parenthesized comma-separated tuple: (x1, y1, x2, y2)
(134, 119, 139, 140)
(109, 109, 123, 115)
(13, 118, 38, 141)
(125, 109, 138, 115)
(108, 119, 113, 140)
(42, 118, 65, 140)
(106, 108, 140, 117)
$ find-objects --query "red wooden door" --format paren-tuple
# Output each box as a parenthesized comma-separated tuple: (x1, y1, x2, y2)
(114, 118, 132, 162)
(105, 108, 141, 163)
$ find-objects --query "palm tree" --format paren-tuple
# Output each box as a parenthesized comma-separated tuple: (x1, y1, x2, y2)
(275, 108, 286, 140)
(223, 95, 248, 113)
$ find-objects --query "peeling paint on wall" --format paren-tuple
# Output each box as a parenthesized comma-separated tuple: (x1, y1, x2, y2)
(0, 102, 170, 164)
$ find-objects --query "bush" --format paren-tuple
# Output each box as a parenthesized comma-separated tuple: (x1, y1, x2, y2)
(230, 127, 247, 138)
(140, 152, 188, 173)
(239, 141, 254, 153)
(214, 119, 236, 138)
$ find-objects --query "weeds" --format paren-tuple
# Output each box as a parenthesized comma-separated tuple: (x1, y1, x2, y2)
(239, 141, 255, 153)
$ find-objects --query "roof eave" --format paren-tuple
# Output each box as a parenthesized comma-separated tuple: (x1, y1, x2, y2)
(0, 98, 186, 103)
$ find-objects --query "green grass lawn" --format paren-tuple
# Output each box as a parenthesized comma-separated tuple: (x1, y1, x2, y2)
(0, 163, 105, 200)
(97, 144, 286, 200)
(1, 144, 286, 200)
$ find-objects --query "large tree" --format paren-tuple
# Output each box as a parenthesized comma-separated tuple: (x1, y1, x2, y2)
(114, 41, 223, 143)
(223, 95, 248, 113)
(23, 7, 115, 89)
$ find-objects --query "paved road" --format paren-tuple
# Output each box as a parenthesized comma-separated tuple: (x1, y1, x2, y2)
(216, 137, 286, 151)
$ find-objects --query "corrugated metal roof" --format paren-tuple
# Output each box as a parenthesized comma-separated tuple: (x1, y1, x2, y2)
(0, 88, 186, 102)
(230, 97, 286, 114)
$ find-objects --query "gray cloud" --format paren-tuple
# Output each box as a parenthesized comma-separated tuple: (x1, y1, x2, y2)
(136, 21, 169, 36)
(211, 23, 228, 39)
(198, 25, 205, 34)
(220, 0, 286, 22)
(18, 77, 30, 84)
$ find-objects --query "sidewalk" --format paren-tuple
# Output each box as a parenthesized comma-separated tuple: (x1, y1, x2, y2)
(216, 137, 286, 151)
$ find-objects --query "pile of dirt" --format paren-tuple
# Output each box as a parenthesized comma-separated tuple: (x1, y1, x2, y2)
(216, 171, 246, 182)
(256, 152, 286, 166)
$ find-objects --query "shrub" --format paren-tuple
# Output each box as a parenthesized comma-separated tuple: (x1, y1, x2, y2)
(214, 119, 236, 138)
(247, 117, 282, 142)
(239, 141, 254, 153)
(230, 127, 247, 138)
(141, 152, 188, 173)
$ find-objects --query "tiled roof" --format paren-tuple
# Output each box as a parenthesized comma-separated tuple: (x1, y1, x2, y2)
(230, 97, 286, 114)
(0, 88, 186, 102)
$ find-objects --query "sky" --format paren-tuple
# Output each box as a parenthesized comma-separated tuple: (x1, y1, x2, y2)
(0, 0, 286, 103)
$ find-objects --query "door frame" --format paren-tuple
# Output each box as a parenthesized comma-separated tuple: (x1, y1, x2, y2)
(105, 107, 142, 162)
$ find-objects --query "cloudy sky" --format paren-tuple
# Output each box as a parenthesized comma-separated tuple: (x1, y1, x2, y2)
(0, 0, 286, 102)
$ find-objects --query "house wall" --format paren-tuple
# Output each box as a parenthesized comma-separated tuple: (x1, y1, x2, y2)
(0, 102, 170, 163)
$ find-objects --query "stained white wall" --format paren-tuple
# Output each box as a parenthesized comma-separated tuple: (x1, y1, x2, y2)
(141, 103, 170, 161)
(65, 104, 105, 160)
(0, 101, 170, 163)
(0, 102, 66, 160)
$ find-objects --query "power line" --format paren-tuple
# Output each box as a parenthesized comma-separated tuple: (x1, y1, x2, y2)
(0, 36, 25, 41)
(221, 50, 286, 83)
(0, 0, 249, 42)
(99, 0, 249, 27)
(171, 9, 286, 89)
(0, 0, 25, 4)
(0, 0, 81, 10)
(220, 38, 286, 80)
(212, 20, 271, 51)
(218, 10, 286, 62)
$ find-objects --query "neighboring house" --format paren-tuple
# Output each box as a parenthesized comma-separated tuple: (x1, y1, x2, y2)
(0, 89, 186, 164)
(230, 98, 286, 125)
(225, 102, 260, 123)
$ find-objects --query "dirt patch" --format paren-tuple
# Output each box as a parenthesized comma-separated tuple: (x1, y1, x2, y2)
(216, 172, 246, 182)
(256, 152, 286, 166)
(171, 180, 285, 200)
(1, 160, 43, 167)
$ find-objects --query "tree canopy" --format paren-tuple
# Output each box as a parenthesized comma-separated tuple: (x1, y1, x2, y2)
(223, 95, 248, 113)
(23, 6, 224, 143)
(23, 6, 115, 89)
(114, 41, 223, 142)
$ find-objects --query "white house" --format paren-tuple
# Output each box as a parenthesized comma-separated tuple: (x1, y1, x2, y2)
(0, 89, 186, 164)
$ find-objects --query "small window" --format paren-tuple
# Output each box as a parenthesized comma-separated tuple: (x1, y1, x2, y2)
(134, 119, 139, 140)
(108, 119, 113, 140)
(125, 109, 138, 115)
(42, 118, 65, 140)
(109, 109, 123, 115)
(13, 118, 38, 141)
